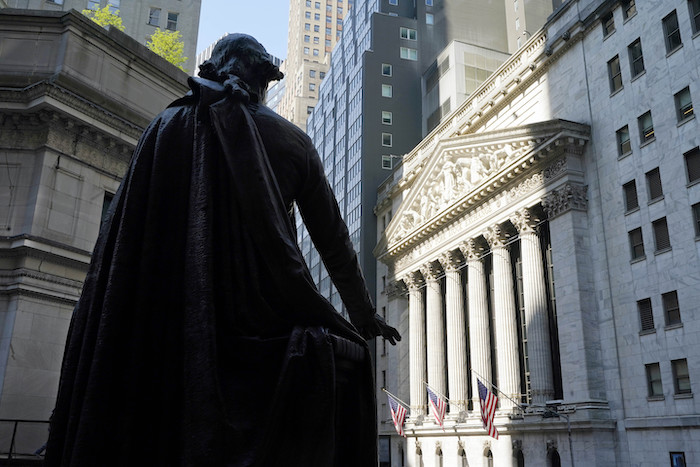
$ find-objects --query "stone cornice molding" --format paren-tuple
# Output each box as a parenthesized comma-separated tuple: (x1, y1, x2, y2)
(542, 182, 588, 219)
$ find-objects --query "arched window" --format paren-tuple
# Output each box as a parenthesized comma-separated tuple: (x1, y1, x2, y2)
(516, 449, 525, 467)
(548, 449, 561, 467)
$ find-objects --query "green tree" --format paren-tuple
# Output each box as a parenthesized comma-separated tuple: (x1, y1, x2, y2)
(147, 28, 188, 72)
(81, 5, 125, 32)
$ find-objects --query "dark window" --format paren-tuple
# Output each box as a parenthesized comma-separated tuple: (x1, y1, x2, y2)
(685, 147, 700, 183)
(382, 133, 392, 147)
(307, 106, 314, 115)
(602, 12, 615, 36)
(690, 0, 700, 34)
(646, 363, 663, 397)
(101, 192, 114, 226)
(166, 12, 178, 31)
(622, 0, 636, 19)
(608, 56, 623, 92)
(617, 125, 631, 155)
(638, 111, 654, 143)
(672, 359, 691, 394)
(662, 291, 681, 325)
(692, 202, 700, 236)
(674, 87, 694, 121)
(623, 180, 639, 211)
(652, 217, 671, 251)
(663, 11, 682, 53)
(638, 298, 655, 331)
(628, 39, 645, 77)
(645, 168, 663, 201)
(670, 452, 687, 467)
(629, 227, 645, 260)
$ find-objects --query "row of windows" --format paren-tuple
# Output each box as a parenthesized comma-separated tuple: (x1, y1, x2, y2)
(601, 0, 636, 37)
(615, 89, 694, 156)
(147, 7, 178, 30)
(637, 290, 682, 333)
(627, 217, 670, 261)
(645, 359, 691, 399)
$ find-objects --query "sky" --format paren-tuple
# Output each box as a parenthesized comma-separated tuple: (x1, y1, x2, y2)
(196, 0, 290, 60)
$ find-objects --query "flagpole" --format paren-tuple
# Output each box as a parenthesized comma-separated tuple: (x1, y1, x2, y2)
(469, 368, 575, 467)
(422, 381, 450, 404)
(381, 387, 410, 410)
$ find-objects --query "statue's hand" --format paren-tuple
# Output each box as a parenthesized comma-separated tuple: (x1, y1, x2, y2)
(356, 313, 401, 345)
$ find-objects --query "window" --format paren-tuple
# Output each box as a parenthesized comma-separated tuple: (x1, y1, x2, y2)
(108, 0, 119, 13)
(638, 298, 654, 332)
(515, 17, 520, 31)
(652, 217, 671, 252)
(304, 35, 310, 42)
(672, 359, 691, 394)
(47, 0, 64, 4)
(629, 227, 645, 260)
(305, 23, 311, 30)
(617, 125, 631, 155)
(87, 0, 99, 9)
(313, 48, 319, 56)
(608, 56, 623, 93)
(382, 63, 392, 76)
(306, 0, 311, 6)
(101, 192, 114, 226)
(692, 202, 700, 236)
(307, 106, 315, 115)
(426, 0, 433, 5)
(320, 71, 325, 79)
(400, 47, 418, 60)
(638, 111, 654, 143)
(337, 7, 342, 14)
(400, 27, 417, 40)
(389, 0, 398, 4)
(313, 36, 319, 44)
(315, 12, 320, 20)
(684, 147, 700, 183)
(326, 27, 332, 34)
(382, 133, 393, 147)
(646, 363, 663, 397)
(628, 39, 644, 77)
(675, 87, 694, 121)
(325, 39, 331, 47)
(304, 47, 310, 54)
(148, 7, 161, 26)
(382, 155, 393, 170)
(645, 168, 663, 201)
(382, 111, 393, 125)
(514, 0, 518, 12)
(623, 180, 639, 212)
(382, 84, 393, 98)
(426, 13, 434, 25)
(309, 69, 316, 77)
(670, 452, 687, 467)
(663, 11, 682, 53)
(662, 291, 681, 325)
(309, 83, 316, 91)
(315, 1, 320, 8)
(602, 12, 615, 36)
(622, 0, 636, 19)
(166, 12, 178, 31)
(690, 0, 700, 34)
(305, 11, 311, 19)
(314, 25, 320, 32)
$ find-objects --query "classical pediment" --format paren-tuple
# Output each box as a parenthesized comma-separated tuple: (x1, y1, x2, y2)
(381, 119, 589, 257)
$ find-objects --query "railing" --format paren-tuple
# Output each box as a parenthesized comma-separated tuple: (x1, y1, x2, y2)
(0, 419, 49, 461)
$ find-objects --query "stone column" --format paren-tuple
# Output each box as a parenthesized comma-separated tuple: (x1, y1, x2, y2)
(421, 262, 447, 398)
(484, 224, 521, 410)
(459, 239, 492, 411)
(403, 271, 427, 417)
(512, 208, 554, 404)
(439, 250, 468, 413)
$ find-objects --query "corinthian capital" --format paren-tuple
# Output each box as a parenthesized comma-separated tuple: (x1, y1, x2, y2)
(511, 208, 539, 234)
(484, 224, 508, 248)
(438, 250, 464, 272)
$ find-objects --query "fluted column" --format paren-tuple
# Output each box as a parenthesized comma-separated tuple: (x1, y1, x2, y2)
(484, 225, 521, 410)
(459, 239, 492, 411)
(512, 209, 554, 404)
(439, 250, 468, 413)
(404, 271, 427, 417)
(421, 262, 447, 398)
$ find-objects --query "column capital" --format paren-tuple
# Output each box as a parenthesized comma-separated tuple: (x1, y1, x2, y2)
(542, 182, 588, 219)
(511, 208, 539, 234)
(438, 249, 464, 272)
(420, 261, 442, 282)
(458, 238, 483, 260)
(484, 224, 508, 248)
(401, 271, 424, 290)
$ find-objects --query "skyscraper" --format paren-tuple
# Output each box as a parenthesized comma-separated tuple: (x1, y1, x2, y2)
(3, 0, 202, 72)
(277, 0, 348, 131)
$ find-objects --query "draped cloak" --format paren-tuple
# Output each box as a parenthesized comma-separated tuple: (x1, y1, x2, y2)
(45, 78, 378, 466)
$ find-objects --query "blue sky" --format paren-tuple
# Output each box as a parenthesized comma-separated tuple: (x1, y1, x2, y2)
(196, 0, 290, 60)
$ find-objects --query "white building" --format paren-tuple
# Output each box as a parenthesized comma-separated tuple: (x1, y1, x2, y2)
(374, 0, 700, 465)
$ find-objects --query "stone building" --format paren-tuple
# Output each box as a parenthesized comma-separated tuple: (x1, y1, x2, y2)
(0, 9, 188, 454)
(374, 0, 700, 465)
(2, 0, 202, 73)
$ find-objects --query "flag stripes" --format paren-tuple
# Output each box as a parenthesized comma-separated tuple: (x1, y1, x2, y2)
(478, 379, 499, 439)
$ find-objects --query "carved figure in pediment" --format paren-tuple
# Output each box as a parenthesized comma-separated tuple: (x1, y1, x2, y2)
(440, 159, 458, 203)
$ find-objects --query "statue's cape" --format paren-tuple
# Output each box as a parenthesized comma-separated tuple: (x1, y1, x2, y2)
(45, 78, 377, 466)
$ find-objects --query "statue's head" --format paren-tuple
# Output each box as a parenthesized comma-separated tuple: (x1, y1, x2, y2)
(198, 34, 283, 98)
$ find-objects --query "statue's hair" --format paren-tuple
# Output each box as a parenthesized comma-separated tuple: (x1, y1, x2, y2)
(198, 33, 284, 88)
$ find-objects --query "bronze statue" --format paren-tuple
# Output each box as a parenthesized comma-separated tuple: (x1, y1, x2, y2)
(45, 34, 400, 466)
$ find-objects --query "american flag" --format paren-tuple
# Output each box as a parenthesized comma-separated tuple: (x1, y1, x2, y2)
(426, 385, 447, 427)
(387, 394, 407, 437)
(478, 379, 499, 439)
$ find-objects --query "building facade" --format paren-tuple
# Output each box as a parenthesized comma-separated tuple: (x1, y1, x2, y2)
(0, 9, 188, 454)
(375, 0, 700, 465)
(2, 0, 201, 72)
(277, 0, 349, 131)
